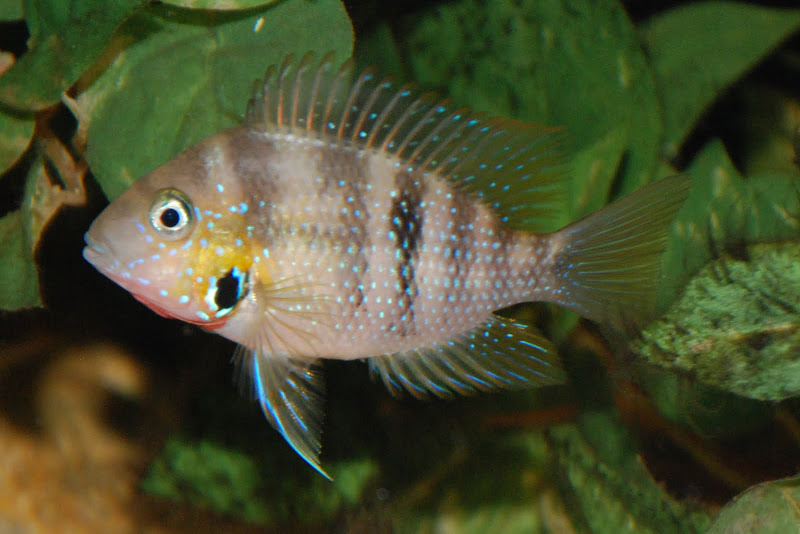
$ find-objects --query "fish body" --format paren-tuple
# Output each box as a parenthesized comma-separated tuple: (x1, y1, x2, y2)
(83, 53, 691, 477)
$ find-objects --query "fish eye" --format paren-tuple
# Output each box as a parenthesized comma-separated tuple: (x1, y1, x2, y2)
(149, 189, 194, 239)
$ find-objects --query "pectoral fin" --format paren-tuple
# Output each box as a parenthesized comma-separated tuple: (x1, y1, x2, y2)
(236, 346, 329, 479)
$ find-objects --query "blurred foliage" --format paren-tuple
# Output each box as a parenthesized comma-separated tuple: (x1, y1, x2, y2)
(2, 0, 800, 531)
(141, 437, 378, 526)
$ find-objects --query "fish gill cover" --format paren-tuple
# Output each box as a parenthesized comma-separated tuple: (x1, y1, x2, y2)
(2, 0, 800, 531)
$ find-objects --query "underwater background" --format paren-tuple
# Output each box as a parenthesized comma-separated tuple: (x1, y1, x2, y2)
(2, 0, 800, 531)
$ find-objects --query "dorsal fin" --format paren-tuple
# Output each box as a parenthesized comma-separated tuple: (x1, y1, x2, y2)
(246, 53, 566, 232)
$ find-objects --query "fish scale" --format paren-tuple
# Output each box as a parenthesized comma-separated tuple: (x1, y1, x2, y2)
(83, 52, 691, 478)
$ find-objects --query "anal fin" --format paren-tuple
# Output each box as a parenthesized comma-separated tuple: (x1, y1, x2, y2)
(369, 315, 565, 400)
(236, 346, 330, 479)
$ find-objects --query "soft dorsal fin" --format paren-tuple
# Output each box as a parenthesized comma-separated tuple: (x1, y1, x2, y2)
(246, 53, 566, 232)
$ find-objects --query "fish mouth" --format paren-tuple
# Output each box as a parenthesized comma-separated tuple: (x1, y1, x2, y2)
(82, 232, 118, 274)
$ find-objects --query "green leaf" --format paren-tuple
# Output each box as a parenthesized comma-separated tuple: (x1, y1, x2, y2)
(568, 127, 629, 220)
(0, 149, 50, 309)
(82, 0, 354, 200)
(0, 108, 34, 171)
(0, 130, 89, 311)
(0, 209, 41, 309)
(400, 0, 662, 195)
(0, 1, 23, 20)
(0, 0, 149, 112)
(634, 367, 771, 438)
(633, 241, 800, 401)
(160, 0, 279, 9)
(708, 476, 800, 533)
(549, 413, 711, 534)
(660, 140, 800, 304)
(641, 1, 800, 158)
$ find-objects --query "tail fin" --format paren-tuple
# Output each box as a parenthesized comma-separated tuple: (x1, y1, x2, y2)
(552, 175, 691, 331)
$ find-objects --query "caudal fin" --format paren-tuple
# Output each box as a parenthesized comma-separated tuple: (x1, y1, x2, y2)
(552, 175, 691, 331)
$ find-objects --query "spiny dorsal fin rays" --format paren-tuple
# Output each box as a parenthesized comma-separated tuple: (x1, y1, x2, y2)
(245, 53, 567, 233)
(368, 315, 565, 400)
(234, 345, 330, 479)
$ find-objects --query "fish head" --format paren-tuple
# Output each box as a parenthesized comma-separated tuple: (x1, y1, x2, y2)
(84, 136, 254, 330)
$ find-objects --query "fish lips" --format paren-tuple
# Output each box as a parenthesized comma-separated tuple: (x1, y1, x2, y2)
(82, 231, 117, 274)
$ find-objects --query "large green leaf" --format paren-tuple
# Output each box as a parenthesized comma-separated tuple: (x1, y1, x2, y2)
(641, 2, 800, 158)
(0, 108, 33, 172)
(400, 0, 662, 196)
(0, 149, 46, 309)
(633, 240, 800, 401)
(660, 140, 800, 303)
(549, 413, 711, 534)
(0, 1, 23, 20)
(82, 0, 354, 200)
(0, 0, 148, 112)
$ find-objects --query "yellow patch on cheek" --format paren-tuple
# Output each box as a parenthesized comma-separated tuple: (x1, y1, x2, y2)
(191, 235, 255, 321)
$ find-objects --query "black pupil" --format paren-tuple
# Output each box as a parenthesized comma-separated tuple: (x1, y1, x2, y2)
(160, 207, 181, 228)
(215, 270, 242, 310)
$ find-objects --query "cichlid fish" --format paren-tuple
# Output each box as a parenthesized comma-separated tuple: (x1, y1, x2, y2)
(83, 53, 690, 478)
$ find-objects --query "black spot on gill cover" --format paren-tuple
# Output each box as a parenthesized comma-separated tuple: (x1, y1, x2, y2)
(216, 269, 244, 311)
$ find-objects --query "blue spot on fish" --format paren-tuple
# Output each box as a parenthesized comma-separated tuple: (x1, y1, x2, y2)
(179, 295, 189, 304)
(216, 184, 224, 193)
(159, 289, 168, 297)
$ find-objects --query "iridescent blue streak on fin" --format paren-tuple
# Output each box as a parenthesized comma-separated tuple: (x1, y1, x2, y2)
(368, 315, 565, 400)
(552, 175, 692, 331)
(245, 53, 567, 233)
(233, 345, 330, 479)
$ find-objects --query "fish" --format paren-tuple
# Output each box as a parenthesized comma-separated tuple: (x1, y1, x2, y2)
(83, 52, 691, 478)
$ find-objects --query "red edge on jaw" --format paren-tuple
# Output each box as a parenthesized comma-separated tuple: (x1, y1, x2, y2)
(132, 294, 228, 330)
